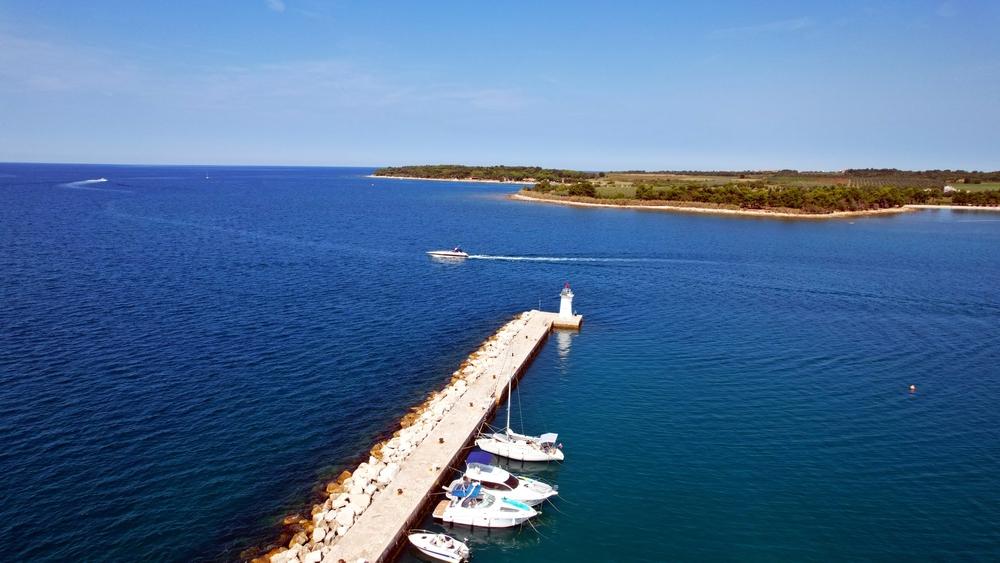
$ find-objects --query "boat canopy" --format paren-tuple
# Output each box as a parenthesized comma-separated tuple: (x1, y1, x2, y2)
(450, 482, 481, 499)
(466, 451, 492, 466)
(539, 433, 558, 444)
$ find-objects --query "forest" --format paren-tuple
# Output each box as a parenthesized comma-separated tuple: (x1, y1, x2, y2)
(373, 165, 598, 183)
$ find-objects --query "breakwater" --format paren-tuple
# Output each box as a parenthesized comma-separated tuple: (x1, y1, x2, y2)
(260, 309, 579, 563)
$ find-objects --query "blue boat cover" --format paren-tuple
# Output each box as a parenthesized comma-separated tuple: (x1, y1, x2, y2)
(466, 451, 492, 466)
(451, 482, 481, 499)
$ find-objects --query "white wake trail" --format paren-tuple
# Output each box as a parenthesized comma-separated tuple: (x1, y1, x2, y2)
(470, 255, 653, 263)
(61, 178, 134, 194)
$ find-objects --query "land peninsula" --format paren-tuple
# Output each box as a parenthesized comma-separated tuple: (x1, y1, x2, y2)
(373, 165, 1000, 217)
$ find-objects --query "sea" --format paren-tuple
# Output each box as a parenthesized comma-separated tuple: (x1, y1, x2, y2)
(1, 163, 998, 562)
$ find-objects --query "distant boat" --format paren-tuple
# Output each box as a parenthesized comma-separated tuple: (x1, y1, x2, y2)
(407, 530, 470, 563)
(427, 246, 469, 259)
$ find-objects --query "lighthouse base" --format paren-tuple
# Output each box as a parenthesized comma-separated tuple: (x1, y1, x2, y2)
(552, 314, 583, 330)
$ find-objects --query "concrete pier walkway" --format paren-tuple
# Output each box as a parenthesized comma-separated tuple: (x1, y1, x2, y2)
(324, 310, 572, 562)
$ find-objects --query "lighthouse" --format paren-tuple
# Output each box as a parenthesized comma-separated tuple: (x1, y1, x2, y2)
(552, 282, 582, 329)
(559, 282, 574, 319)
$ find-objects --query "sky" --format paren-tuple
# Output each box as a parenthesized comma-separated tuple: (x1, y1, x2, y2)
(0, 0, 998, 170)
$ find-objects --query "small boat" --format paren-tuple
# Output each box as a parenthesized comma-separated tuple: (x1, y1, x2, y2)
(407, 530, 470, 563)
(427, 246, 469, 259)
(433, 478, 537, 528)
(463, 451, 557, 506)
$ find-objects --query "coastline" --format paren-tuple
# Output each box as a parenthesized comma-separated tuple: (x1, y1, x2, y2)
(367, 174, 533, 185)
(509, 192, 916, 219)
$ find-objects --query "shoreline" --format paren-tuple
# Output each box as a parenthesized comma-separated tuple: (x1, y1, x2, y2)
(509, 192, 915, 219)
(367, 174, 533, 185)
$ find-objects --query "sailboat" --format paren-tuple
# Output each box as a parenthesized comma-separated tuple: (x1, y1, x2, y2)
(475, 366, 564, 462)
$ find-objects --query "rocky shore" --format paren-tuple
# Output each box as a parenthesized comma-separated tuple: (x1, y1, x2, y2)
(257, 314, 533, 563)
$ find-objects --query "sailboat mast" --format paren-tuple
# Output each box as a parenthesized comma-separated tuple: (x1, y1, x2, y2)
(506, 353, 512, 431)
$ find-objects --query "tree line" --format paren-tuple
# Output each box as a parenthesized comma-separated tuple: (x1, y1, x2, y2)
(529, 180, 1000, 213)
(373, 165, 598, 183)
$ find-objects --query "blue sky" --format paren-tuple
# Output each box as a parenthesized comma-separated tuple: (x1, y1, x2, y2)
(1, 0, 997, 170)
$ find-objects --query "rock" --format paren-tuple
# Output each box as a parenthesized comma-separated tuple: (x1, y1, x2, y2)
(336, 525, 348, 537)
(355, 493, 371, 509)
(289, 531, 308, 548)
(335, 507, 355, 528)
(377, 463, 399, 485)
(270, 549, 297, 563)
(332, 493, 350, 510)
(304, 551, 323, 563)
(313, 511, 326, 525)
(349, 482, 365, 496)
(363, 482, 377, 495)
(351, 501, 365, 517)
(312, 526, 326, 543)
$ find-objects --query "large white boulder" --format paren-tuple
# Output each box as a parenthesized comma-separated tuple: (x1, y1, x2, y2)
(377, 463, 399, 485)
(304, 551, 322, 563)
(331, 493, 350, 510)
(335, 507, 355, 528)
(311, 526, 326, 543)
(355, 493, 372, 509)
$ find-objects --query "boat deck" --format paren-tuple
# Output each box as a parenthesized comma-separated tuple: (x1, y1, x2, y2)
(325, 310, 577, 562)
(432, 500, 450, 520)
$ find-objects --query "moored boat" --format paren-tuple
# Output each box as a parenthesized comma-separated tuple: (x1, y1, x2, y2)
(463, 451, 557, 506)
(407, 530, 470, 563)
(433, 478, 537, 528)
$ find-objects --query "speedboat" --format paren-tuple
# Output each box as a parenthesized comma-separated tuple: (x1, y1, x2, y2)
(433, 478, 537, 528)
(427, 246, 469, 259)
(407, 530, 470, 563)
(476, 429, 564, 462)
(463, 451, 557, 506)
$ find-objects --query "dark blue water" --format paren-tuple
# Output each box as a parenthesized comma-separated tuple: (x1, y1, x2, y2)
(2, 164, 998, 561)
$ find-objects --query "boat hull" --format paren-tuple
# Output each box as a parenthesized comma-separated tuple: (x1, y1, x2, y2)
(407, 532, 469, 563)
(476, 435, 564, 462)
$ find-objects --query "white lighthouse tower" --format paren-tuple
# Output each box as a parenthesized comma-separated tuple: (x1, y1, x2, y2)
(559, 282, 574, 318)
(553, 282, 582, 329)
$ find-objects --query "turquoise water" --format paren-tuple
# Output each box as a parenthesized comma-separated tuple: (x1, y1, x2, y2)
(1, 164, 998, 561)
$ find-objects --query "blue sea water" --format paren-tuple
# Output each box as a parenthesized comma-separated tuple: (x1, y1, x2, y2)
(1, 164, 998, 562)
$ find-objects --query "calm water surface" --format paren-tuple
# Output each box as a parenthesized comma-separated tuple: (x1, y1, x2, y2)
(1, 164, 998, 561)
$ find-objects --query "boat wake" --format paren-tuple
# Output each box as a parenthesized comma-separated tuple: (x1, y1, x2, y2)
(469, 255, 671, 263)
(61, 178, 134, 194)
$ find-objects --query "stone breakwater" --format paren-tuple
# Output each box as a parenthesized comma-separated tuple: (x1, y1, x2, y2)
(258, 311, 548, 563)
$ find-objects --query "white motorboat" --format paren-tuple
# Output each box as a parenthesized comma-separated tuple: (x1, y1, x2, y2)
(475, 367, 563, 462)
(463, 451, 557, 506)
(426, 246, 469, 259)
(433, 478, 537, 528)
(407, 530, 470, 563)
